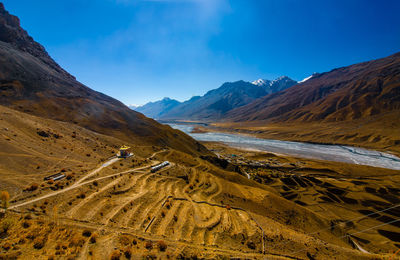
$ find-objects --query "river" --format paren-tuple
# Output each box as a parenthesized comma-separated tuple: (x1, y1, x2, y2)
(169, 123, 400, 170)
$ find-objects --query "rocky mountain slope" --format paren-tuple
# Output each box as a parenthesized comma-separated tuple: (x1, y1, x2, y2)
(227, 52, 400, 123)
(148, 77, 296, 121)
(0, 3, 208, 156)
(134, 97, 181, 119)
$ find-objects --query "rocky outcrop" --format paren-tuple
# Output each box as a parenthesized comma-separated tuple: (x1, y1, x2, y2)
(0, 3, 73, 79)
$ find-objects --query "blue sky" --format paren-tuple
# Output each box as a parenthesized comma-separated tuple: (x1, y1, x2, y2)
(3, 0, 400, 106)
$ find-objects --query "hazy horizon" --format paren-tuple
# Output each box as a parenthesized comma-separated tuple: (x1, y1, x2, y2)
(3, 0, 400, 106)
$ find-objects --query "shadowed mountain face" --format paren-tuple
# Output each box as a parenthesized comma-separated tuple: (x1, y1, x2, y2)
(151, 77, 296, 121)
(134, 97, 181, 119)
(0, 3, 209, 155)
(227, 52, 400, 123)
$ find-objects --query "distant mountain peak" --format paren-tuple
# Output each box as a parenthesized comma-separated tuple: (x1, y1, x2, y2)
(251, 79, 270, 86)
(135, 97, 181, 119)
(275, 75, 289, 80)
(252, 76, 295, 87)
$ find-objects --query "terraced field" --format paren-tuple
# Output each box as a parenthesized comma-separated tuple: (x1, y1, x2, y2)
(233, 152, 400, 254)
(9, 153, 268, 256)
(5, 147, 386, 259)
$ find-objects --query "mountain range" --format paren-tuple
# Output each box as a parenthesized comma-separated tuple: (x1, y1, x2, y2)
(134, 50, 400, 153)
(227, 52, 400, 123)
(133, 97, 181, 119)
(135, 76, 297, 120)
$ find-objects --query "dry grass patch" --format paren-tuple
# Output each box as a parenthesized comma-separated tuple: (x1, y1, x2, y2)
(69, 234, 85, 247)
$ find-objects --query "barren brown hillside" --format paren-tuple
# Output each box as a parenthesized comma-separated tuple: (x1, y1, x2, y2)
(227, 52, 400, 123)
(222, 52, 400, 152)
(0, 104, 381, 259)
(0, 3, 208, 156)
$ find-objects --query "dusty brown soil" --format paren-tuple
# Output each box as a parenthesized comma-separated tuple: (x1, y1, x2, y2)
(0, 106, 393, 259)
(205, 142, 400, 256)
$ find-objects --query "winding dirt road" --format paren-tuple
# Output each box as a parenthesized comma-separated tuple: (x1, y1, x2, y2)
(9, 149, 167, 210)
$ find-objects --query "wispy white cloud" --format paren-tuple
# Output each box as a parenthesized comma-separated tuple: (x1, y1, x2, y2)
(115, 0, 230, 20)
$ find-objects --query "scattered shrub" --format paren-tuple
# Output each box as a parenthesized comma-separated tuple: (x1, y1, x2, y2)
(90, 233, 97, 244)
(0, 218, 14, 234)
(25, 183, 39, 192)
(82, 230, 91, 237)
(93, 181, 98, 186)
(37, 131, 50, 138)
(26, 230, 36, 240)
(173, 215, 178, 222)
(132, 239, 137, 245)
(124, 247, 132, 259)
(246, 241, 256, 250)
(110, 250, 121, 260)
(22, 221, 30, 228)
(158, 241, 167, 252)
(33, 237, 46, 249)
(2, 242, 11, 250)
(119, 235, 131, 246)
(76, 193, 86, 199)
(161, 211, 166, 218)
(145, 241, 153, 250)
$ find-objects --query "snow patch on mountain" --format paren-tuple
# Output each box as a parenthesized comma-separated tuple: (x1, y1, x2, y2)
(299, 73, 318, 83)
(251, 79, 270, 86)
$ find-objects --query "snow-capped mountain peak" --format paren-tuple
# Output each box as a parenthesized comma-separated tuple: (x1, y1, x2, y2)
(252, 76, 292, 87)
(251, 78, 270, 86)
(299, 73, 318, 83)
